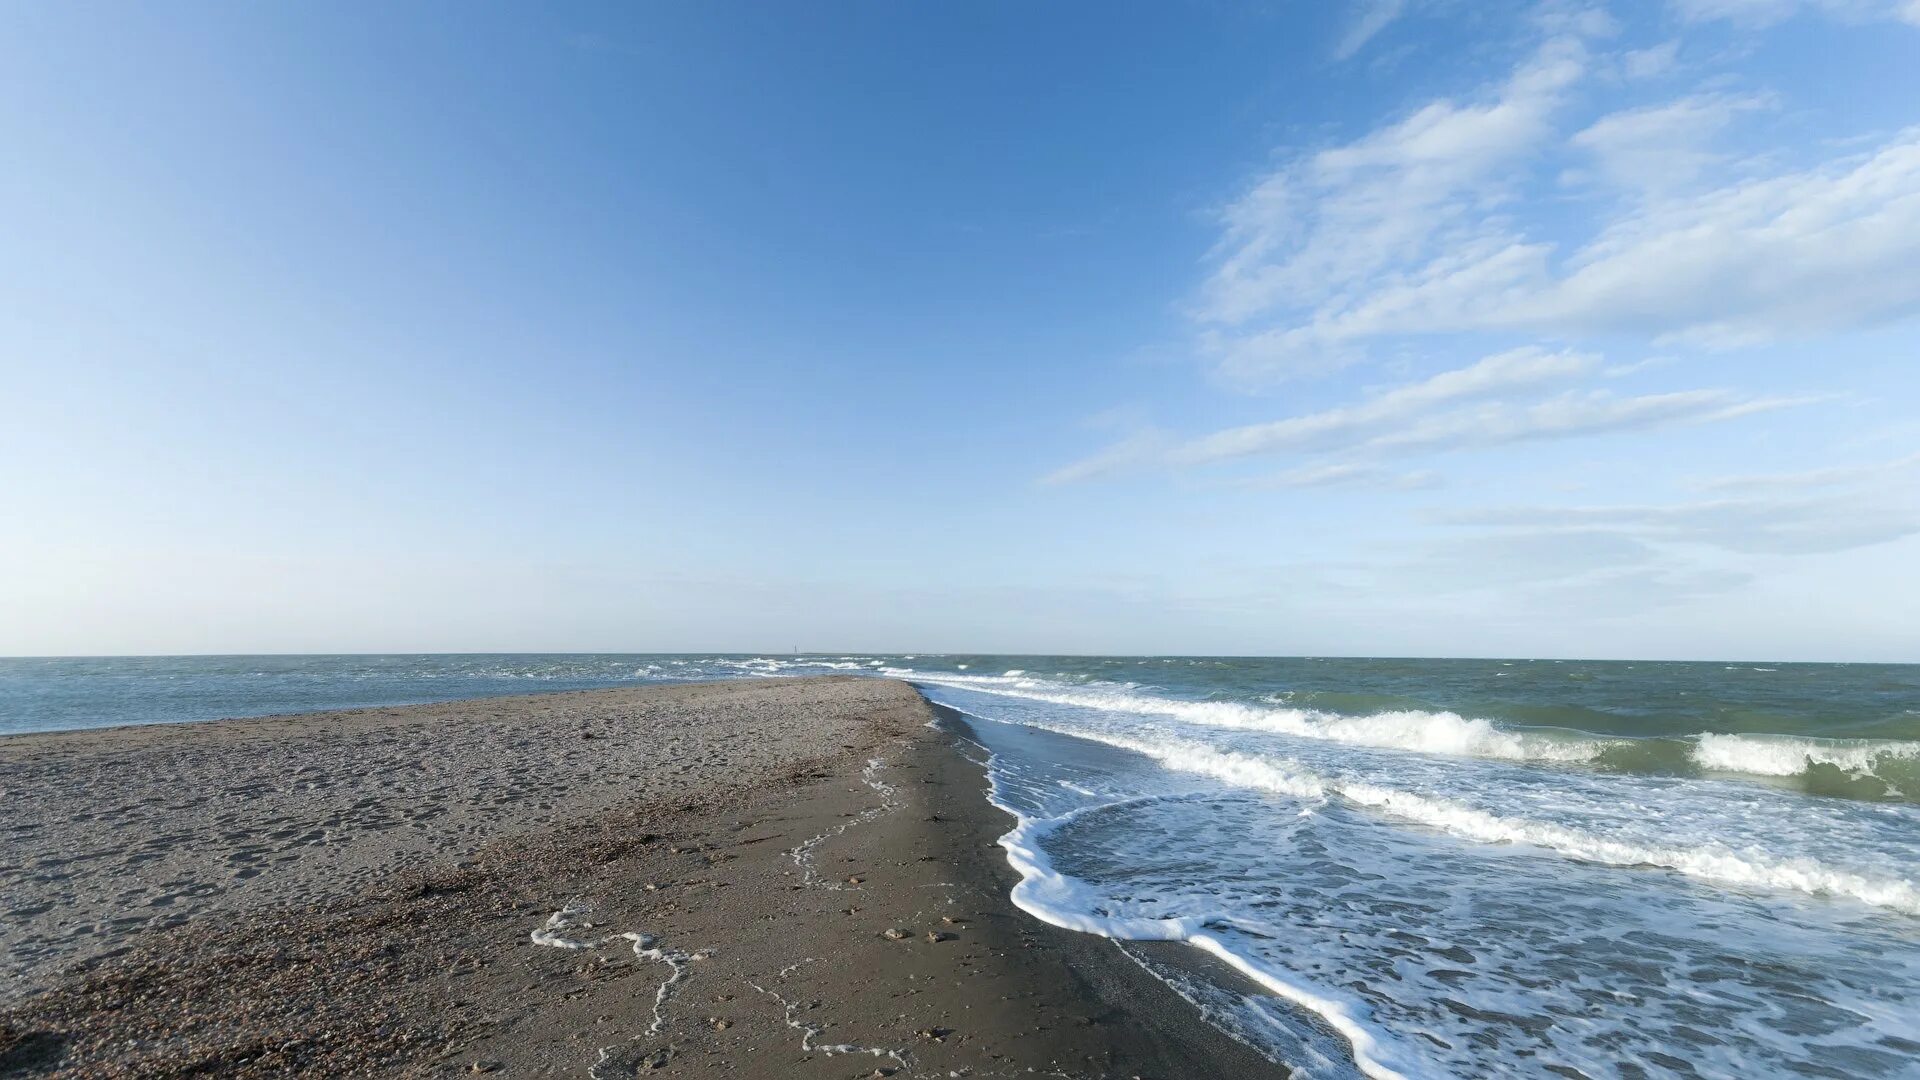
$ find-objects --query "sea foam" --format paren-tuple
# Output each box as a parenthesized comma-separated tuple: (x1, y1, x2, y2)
(939, 699, 1920, 916)
(943, 699, 1920, 1080)
(975, 732, 1418, 1080)
(1693, 730, 1920, 784)
(893, 667, 1920, 796)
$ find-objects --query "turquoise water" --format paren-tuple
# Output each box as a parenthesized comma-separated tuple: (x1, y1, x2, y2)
(4, 653, 1918, 1077)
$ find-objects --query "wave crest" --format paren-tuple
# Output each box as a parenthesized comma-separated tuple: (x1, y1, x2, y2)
(1693, 732, 1920, 800)
(961, 708, 1920, 917)
(897, 668, 1920, 803)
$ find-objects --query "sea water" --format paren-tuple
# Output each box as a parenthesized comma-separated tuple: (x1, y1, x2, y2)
(4, 653, 1917, 1077)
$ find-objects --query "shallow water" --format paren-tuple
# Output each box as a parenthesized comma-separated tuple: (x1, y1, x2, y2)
(4, 652, 1917, 1076)
(892, 658, 1920, 1079)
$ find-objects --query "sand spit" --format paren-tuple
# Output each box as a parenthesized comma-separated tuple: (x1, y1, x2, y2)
(0, 677, 1286, 1078)
(0, 677, 911, 996)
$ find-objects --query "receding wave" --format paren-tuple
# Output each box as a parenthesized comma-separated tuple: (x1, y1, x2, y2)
(891, 667, 1920, 804)
(975, 739, 1411, 1079)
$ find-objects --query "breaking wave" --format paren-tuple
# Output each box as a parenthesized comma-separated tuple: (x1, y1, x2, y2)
(956, 705, 1920, 916)
(893, 668, 1920, 803)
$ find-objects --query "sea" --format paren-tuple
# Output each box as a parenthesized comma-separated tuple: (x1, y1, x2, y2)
(3, 653, 1917, 1078)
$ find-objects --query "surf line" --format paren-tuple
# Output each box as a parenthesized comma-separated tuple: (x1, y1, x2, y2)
(939, 702, 1416, 1080)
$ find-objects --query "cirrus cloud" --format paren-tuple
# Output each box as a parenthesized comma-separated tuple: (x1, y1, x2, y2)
(1042, 347, 1813, 484)
(1199, 11, 1920, 381)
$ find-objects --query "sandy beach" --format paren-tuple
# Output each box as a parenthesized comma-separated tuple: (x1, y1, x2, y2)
(0, 676, 1284, 1078)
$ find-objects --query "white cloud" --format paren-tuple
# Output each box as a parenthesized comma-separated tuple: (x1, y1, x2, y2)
(1209, 104, 1920, 365)
(1199, 32, 1593, 344)
(1619, 39, 1682, 79)
(1533, 132, 1920, 344)
(1361, 386, 1804, 454)
(1569, 92, 1768, 191)
(1672, 0, 1920, 27)
(1038, 428, 1171, 486)
(1175, 347, 1600, 463)
(1674, 0, 1807, 22)
(1532, 3, 1623, 38)
(1692, 451, 1920, 492)
(1043, 347, 1807, 482)
(1234, 462, 1442, 490)
(1406, 451, 1918, 621)
(1516, 564, 1755, 615)
(1433, 492, 1920, 554)
(1407, 528, 1660, 589)
(1333, 0, 1408, 60)
(1196, 1, 1920, 380)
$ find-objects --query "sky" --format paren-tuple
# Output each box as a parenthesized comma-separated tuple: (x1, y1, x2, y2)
(2, 1, 1917, 661)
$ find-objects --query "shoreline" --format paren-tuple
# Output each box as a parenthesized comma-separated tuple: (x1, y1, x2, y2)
(0, 677, 1288, 1078)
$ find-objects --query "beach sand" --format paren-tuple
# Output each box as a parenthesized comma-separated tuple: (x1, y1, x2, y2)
(0, 676, 1287, 1078)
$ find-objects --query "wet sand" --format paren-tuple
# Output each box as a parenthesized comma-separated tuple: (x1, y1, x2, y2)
(0, 677, 1287, 1078)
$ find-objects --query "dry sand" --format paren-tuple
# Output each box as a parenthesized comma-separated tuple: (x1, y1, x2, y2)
(0, 677, 916, 999)
(0, 677, 1288, 1078)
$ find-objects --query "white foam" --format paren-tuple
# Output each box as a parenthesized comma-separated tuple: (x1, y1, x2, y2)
(531, 902, 706, 1035)
(952, 705, 1920, 916)
(965, 730, 1417, 1080)
(748, 980, 909, 1065)
(902, 670, 1611, 767)
(1693, 731, 1920, 778)
(529, 900, 605, 949)
(929, 674, 1920, 1078)
(786, 757, 898, 889)
(899, 666, 1920, 791)
(1331, 777, 1920, 915)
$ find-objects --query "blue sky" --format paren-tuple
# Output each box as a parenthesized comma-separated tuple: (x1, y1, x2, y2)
(2, 1, 1917, 660)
